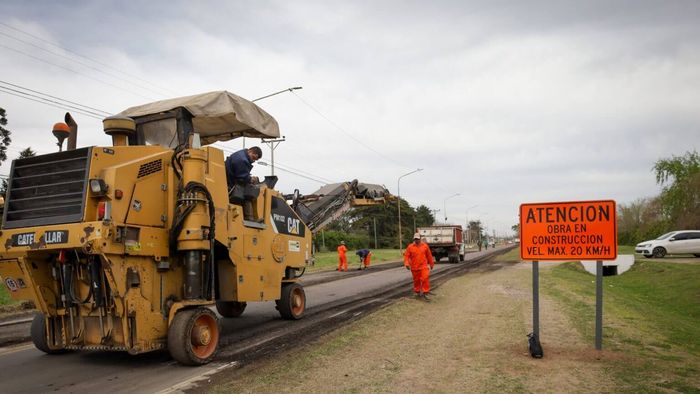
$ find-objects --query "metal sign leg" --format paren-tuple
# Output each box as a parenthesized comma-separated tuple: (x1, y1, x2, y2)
(533, 261, 539, 338)
(529, 261, 543, 358)
(595, 260, 603, 350)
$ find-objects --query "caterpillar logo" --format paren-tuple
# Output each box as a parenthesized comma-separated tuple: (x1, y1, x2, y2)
(11, 230, 69, 247)
(271, 196, 306, 237)
(287, 218, 300, 235)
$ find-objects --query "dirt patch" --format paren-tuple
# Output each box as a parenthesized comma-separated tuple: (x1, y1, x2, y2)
(207, 261, 626, 393)
(0, 301, 34, 319)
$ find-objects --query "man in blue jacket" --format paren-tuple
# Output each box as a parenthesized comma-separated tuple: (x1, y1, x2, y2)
(225, 146, 262, 220)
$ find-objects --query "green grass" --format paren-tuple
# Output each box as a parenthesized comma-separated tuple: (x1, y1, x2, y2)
(308, 249, 402, 272)
(494, 246, 522, 262)
(0, 285, 15, 306)
(541, 259, 700, 391)
(618, 244, 635, 255)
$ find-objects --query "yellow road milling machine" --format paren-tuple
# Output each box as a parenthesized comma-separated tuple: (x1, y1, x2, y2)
(0, 91, 395, 365)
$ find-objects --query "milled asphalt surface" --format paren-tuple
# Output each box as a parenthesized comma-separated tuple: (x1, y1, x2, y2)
(0, 246, 508, 394)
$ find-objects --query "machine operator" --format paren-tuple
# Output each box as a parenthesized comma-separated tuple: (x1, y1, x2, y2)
(225, 146, 263, 220)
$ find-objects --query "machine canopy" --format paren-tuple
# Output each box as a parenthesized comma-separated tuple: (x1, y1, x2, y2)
(118, 90, 280, 145)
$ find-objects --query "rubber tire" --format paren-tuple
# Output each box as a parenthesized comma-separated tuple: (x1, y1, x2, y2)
(448, 255, 458, 264)
(694, 254, 700, 258)
(652, 247, 666, 258)
(643, 254, 653, 258)
(215, 301, 247, 318)
(459, 254, 464, 262)
(276, 283, 306, 320)
(168, 307, 220, 365)
(30, 313, 66, 355)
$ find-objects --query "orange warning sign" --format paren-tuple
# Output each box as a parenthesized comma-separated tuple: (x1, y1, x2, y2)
(520, 200, 617, 261)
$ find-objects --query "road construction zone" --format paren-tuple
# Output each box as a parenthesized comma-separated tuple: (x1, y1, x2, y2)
(519, 200, 617, 261)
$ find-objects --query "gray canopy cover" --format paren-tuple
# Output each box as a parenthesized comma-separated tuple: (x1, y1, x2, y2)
(119, 90, 280, 144)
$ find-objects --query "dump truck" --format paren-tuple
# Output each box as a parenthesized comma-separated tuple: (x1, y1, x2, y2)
(0, 91, 391, 365)
(417, 225, 465, 263)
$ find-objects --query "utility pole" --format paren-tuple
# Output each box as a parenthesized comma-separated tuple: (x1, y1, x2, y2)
(261, 136, 286, 176)
(373, 217, 378, 249)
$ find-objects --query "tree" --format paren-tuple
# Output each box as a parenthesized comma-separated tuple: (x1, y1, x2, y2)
(414, 205, 435, 228)
(0, 107, 12, 166)
(511, 223, 520, 237)
(1, 147, 37, 199)
(18, 147, 36, 158)
(616, 197, 667, 245)
(317, 197, 434, 249)
(467, 220, 483, 244)
(653, 150, 700, 228)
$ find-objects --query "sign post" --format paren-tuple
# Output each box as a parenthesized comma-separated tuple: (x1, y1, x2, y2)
(532, 260, 540, 340)
(596, 260, 603, 350)
(520, 200, 617, 354)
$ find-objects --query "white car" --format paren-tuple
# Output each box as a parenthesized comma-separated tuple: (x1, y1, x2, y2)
(635, 230, 700, 258)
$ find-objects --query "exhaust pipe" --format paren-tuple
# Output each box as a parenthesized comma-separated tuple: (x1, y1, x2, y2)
(65, 112, 77, 151)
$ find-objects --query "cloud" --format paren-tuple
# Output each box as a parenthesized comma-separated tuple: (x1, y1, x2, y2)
(1, 1, 698, 234)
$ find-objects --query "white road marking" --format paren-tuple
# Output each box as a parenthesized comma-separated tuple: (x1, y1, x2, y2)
(328, 309, 349, 318)
(155, 361, 238, 394)
(0, 343, 34, 356)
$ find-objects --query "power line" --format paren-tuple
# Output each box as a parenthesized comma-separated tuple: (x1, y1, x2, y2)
(0, 43, 157, 101)
(0, 80, 110, 115)
(273, 162, 335, 184)
(214, 143, 335, 184)
(289, 90, 410, 169)
(0, 87, 103, 119)
(0, 81, 110, 117)
(258, 160, 327, 184)
(212, 143, 335, 184)
(287, 92, 453, 195)
(0, 30, 170, 99)
(0, 22, 177, 96)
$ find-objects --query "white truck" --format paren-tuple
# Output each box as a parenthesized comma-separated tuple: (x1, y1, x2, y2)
(417, 225, 465, 263)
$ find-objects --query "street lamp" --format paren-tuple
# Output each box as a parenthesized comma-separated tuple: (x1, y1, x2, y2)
(443, 193, 460, 223)
(397, 168, 423, 250)
(252, 86, 303, 102)
(251, 87, 302, 174)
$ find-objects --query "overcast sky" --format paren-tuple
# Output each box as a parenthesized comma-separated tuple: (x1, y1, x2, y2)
(1, 1, 698, 236)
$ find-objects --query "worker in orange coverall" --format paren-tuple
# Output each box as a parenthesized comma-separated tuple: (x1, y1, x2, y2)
(404, 233, 435, 300)
(355, 249, 372, 270)
(336, 241, 348, 271)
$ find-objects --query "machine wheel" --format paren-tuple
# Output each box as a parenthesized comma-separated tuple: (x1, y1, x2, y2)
(276, 282, 306, 320)
(30, 313, 66, 355)
(652, 247, 666, 258)
(459, 254, 465, 262)
(168, 307, 220, 365)
(215, 301, 247, 318)
(448, 254, 458, 264)
(694, 254, 700, 258)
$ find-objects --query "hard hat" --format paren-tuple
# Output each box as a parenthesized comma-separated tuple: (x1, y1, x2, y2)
(341, 241, 345, 245)
(413, 233, 421, 239)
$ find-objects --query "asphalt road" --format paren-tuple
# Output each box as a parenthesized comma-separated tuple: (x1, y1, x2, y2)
(0, 246, 509, 394)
